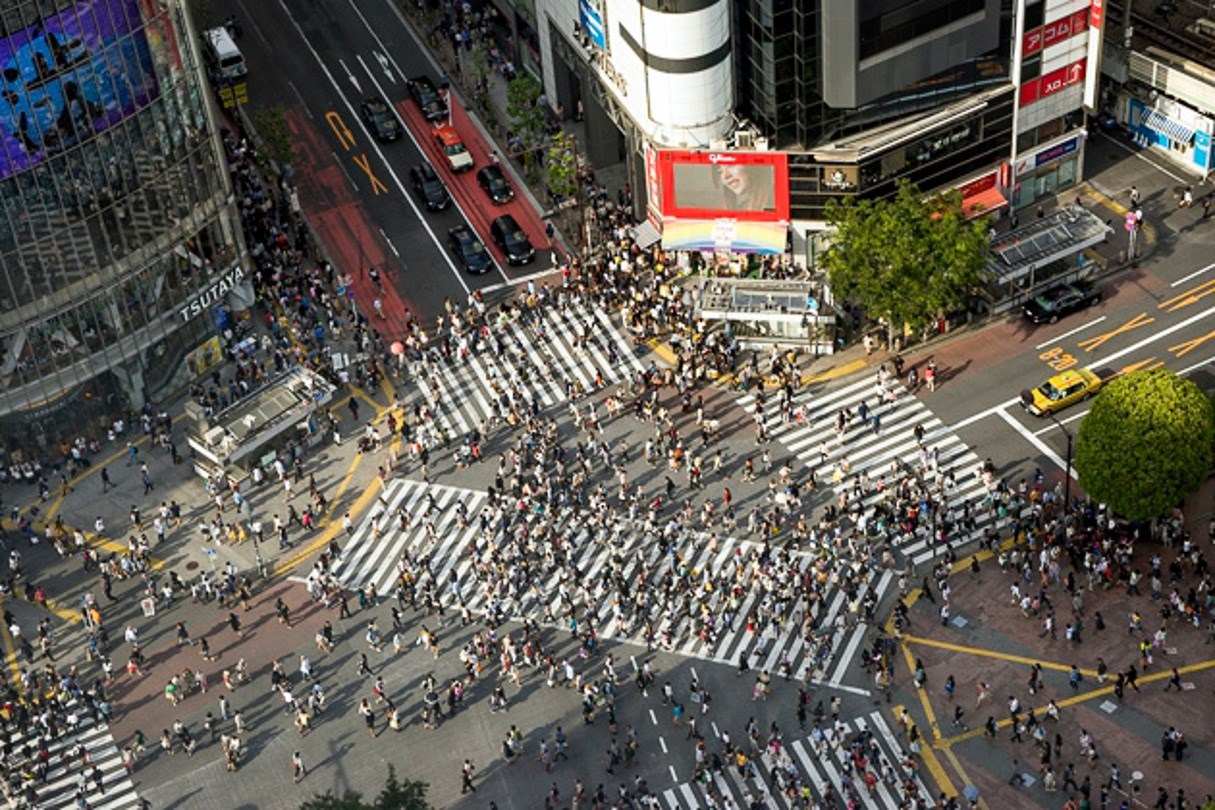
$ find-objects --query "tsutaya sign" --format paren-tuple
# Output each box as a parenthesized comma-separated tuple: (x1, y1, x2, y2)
(178, 266, 246, 322)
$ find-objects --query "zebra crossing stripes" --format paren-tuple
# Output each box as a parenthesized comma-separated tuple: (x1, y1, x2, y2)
(660, 711, 931, 810)
(409, 300, 643, 438)
(736, 373, 994, 565)
(333, 479, 883, 687)
(10, 710, 142, 809)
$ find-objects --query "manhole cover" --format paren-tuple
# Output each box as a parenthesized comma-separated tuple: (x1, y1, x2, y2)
(185, 561, 200, 571)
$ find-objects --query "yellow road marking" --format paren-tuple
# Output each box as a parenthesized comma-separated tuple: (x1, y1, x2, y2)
(1115, 357, 1165, 377)
(938, 656, 1215, 747)
(1169, 327, 1215, 359)
(1159, 279, 1215, 312)
(892, 703, 957, 798)
(902, 634, 1098, 678)
(0, 621, 20, 691)
(940, 746, 987, 809)
(1076, 312, 1154, 352)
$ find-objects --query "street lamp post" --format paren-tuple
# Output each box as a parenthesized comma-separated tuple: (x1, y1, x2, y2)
(1020, 390, 1074, 513)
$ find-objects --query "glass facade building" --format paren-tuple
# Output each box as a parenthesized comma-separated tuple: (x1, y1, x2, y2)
(0, 0, 244, 457)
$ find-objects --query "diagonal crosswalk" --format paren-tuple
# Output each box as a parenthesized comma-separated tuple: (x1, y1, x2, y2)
(404, 299, 645, 439)
(8, 707, 142, 809)
(662, 710, 934, 809)
(733, 374, 1002, 681)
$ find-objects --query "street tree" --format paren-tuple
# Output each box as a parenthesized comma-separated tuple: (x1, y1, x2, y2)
(301, 767, 432, 810)
(250, 104, 295, 174)
(821, 179, 988, 344)
(545, 131, 579, 202)
(505, 74, 547, 150)
(1074, 368, 1215, 520)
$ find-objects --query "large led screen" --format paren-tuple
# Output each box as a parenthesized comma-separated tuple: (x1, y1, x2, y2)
(658, 149, 790, 222)
(0, 0, 160, 180)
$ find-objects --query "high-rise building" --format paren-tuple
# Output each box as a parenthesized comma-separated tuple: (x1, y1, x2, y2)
(0, 0, 249, 456)
(534, 0, 1102, 257)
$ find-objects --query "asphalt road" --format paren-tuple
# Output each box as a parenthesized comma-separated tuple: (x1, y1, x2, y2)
(213, 0, 553, 323)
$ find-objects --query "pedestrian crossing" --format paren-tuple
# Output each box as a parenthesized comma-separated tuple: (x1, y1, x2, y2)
(402, 299, 645, 439)
(332, 478, 885, 684)
(7, 706, 142, 809)
(736, 372, 997, 570)
(662, 711, 934, 809)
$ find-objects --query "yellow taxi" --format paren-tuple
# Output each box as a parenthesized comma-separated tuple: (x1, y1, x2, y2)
(1021, 368, 1104, 416)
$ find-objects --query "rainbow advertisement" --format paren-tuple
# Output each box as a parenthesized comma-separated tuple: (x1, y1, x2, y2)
(660, 219, 788, 255)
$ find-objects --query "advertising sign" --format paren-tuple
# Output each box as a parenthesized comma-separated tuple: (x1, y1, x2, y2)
(578, 0, 607, 50)
(1035, 136, 1078, 168)
(645, 144, 662, 220)
(1023, 9, 1089, 56)
(1084, 0, 1105, 111)
(657, 149, 790, 223)
(0, 0, 161, 181)
(1019, 59, 1085, 107)
(661, 219, 788, 254)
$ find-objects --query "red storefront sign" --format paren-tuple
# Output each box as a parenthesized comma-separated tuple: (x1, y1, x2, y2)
(1023, 9, 1089, 56)
(1090, 0, 1105, 29)
(1019, 59, 1086, 106)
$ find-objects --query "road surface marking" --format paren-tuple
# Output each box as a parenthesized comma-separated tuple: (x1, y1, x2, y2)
(1170, 327, 1215, 358)
(1171, 263, 1215, 287)
(649, 709, 658, 725)
(902, 634, 1098, 677)
(1034, 315, 1106, 350)
(1159, 279, 1215, 312)
(659, 736, 668, 753)
(997, 408, 1069, 472)
(1077, 312, 1154, 352)
(379, 228, 400, 257)
(1097, 130, 1190, 183)
(480, 265, 563, 292)
(277, 0, 473, 294)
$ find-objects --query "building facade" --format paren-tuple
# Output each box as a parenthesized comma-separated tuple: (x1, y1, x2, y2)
(0, 0, 248, 457)
(535, 0, 1102, 260)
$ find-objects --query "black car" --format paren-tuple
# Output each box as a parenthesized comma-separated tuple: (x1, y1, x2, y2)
(448, 224, 493, 274)
(476, 164, 514, 205)
(359, 97, 401, 142)
(490, 215, 535, 265)
(409, 163, 450, 211)
(407, 75, 448, 121)
(1023, 280, 1102, 324)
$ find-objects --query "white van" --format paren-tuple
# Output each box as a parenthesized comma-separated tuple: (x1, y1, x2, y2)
(204, 27, 247, 82)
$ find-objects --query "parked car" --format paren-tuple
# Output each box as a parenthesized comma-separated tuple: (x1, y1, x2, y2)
(1023, 280, 1102, 324)
(434, 125, 473, 172)
(490, 215, 535, 265)
(408, 75, 448, 121)
(1020, 368, 1104, 416)
(448, 224, 493, 274)
(409, 163, 450, 211)
(476, 164, 514, 205)
(359, 97, 401, 142)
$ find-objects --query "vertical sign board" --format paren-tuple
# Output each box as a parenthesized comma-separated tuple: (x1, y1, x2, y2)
(644, 143, 663, 228)
(1084, 0, 1105, 111)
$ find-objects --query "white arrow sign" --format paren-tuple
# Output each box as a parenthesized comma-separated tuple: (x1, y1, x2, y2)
(374, 50, 395, 84)
(339, 57, 362, 93)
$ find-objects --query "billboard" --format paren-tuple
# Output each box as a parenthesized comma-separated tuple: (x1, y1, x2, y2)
(0, 0, 160, 181)
(578, 0, 607, 49)
(661, 220, 788, 254)
(657, 149, 790, 222)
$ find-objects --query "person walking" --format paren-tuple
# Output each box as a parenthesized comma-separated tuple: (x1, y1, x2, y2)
(291, 751, 306, 783)
(461, 759, 476, 793)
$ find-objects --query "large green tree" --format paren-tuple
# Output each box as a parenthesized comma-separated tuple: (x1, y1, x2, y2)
(821, 179, 988, 342)
(1075, 368, 1215, 520)
(301, 767, 432, 810)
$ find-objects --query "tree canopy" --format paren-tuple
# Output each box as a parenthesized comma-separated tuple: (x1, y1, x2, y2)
(1074, 368, 1215, 520)
(300, 767, 432, 810)
(505, 74, 547, 149)
(821, 179, 989, 337)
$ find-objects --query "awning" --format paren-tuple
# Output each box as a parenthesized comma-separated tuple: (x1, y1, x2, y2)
(962, 187, 1008, 218)
(629, 219, 662, 249)
(1142, 109, 1195, 144)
